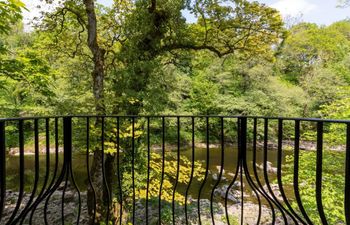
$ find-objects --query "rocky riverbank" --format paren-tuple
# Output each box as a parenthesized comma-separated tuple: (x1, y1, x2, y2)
(2, 182, 288, 225)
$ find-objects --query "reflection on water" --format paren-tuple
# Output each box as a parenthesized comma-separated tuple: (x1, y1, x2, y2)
(5, 147, 292, 198)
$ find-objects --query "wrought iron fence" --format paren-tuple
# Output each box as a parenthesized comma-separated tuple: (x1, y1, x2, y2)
(0, 116, 349, 225)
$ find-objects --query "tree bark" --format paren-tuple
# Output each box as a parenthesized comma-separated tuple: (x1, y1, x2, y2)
(82, 0, 116, 224)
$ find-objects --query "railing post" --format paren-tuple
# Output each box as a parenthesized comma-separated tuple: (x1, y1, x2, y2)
(0, 121, 5, 221)
(239, 116, 247, 225)
(239, 117, 247, 160)
(63, 117, 72, 164)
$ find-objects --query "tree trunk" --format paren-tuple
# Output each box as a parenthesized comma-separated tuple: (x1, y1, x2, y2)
(82, 0, 117, 224)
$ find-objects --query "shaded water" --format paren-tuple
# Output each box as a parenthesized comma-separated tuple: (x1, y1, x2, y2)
(4, 147, 348, 224)
(5, 147, 292, 198)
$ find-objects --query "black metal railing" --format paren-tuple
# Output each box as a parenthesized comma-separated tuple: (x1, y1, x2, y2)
(0, 115, 349, 225)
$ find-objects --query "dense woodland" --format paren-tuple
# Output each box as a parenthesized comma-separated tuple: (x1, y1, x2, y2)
(0, 0, 349, 120)
(1, 0, 350, 224)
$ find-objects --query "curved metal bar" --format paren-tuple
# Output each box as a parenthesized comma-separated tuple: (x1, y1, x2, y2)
(210, 117, 225, 225)
(68, 159, 82, 225)
(61, 168, 69, 225)
(276, 119, 306, 225)
(240, 160, 244, 224)
(0, 121, 5, 224)
(43, 118, 60, 225)
(185, 117, 195, 225)
(241, 118, 264, 225)
(86, 117, 97, 224)
(101, 117, 111, 224)
(116, 117, 122, 225)
(250, 118, 276, 224)
(61, 116, 74, 225)
(225, 118, 245, 225)
(172, 117, 181, 225)
(158, 117, 165, 225)
(197, 117, 210, 225)
(38, 120, 66, 225)
(293, 120, 314, 225)
(64, 118, 81, 225)
(1, 115, 348, 225)
(36, 162, 67, 225)
(24, 119, 63, 224)
(262, 119, 289, 223)
(239, 118, 246, 225)
(27, 117, 71, 225)
(243, 154, 262, 225)
(315, 122, 328, 225)
(6, 120, 25, 225)
(17, 120, 40, 225)
(28, 120, 51, 224)
(197, 117, 209, 225)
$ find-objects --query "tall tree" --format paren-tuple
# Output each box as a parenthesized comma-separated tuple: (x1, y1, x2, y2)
(37, 0, 284, 223)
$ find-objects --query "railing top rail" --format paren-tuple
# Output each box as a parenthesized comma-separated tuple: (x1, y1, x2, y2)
(0, 115, 349, 123)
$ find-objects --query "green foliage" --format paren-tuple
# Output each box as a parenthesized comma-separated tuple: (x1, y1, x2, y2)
(1, 1, 350, 222)
(317, 87, 350, 144)
(131, 152, 205, 203)
(0, 0, 24, 35)
(0, 30, 55, 117)
(282, 151, 345, 224)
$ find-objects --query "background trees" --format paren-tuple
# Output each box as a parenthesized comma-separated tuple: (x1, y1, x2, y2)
(2, 0, 350, 224)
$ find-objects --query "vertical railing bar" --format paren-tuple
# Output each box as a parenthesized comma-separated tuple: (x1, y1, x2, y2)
(158, 117, 165, 225)
(316, 122, 328, 225)
(132, 117, 135, 225)
(19, 120, 25, 218)
(146, 117, 150, 225)
(45, 118, 50, 182)
(43, 118, 61, 225)
(67, 120, 81, 225)
(69, 162, 82, 225)
(101, 117, 111, 224)
(43, 118, 51, 222)
(263, 119, 288, 223)
(210, 117, 225, 225)
(241, 118, 264, 225)
(250, 118, 276, 224)
(0, 121, 6, 223)
(6, 120, 25, 225)
(19, 120, 45, 225)
(25, 118, 61, 225)
(172, 117, 180, 225)
(55, 118, 60, 182)
(28, 118, 66, 225)
(293, 120, 314, 225)
(29, 119, 51, 224)
(240, 156, 244, 225)
(345, 123, 350, 225)
(185, 117, 195, 225)
(225, 118, 245, 225)
(240, 117, 247, 225)
(86, 117, 97, 224)
(62, 117, 73, 225)
(197, 117, 210, 225)
(30, 119, 40, 224)
(116, 117, 122, 225)
(276, 119, 305, 225)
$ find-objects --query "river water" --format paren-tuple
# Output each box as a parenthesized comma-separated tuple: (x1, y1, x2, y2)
(5, 147, 292, 198)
